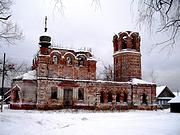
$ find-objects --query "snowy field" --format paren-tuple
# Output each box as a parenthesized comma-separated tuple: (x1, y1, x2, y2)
(0, 106, 180, 135)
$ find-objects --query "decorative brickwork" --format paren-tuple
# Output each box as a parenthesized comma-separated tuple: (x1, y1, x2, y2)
(34, 48, 96, 80)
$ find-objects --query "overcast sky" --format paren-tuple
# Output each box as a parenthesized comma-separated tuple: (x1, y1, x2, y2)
(0, 0, 180, 91)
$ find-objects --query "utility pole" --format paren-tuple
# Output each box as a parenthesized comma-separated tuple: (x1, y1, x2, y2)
(1, 53, 6, 112)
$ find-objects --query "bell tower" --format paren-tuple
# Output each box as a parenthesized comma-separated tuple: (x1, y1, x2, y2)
(113, 31, 141, 82)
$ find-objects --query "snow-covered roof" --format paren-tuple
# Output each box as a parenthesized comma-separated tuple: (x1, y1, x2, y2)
(37, 77, 155, 86)
(131, 78, 155, 85)
(156, 86, 166, 97)
(15, 70, 36, 80)
(38, 77, 130, 85)
(173, 92, 179, 97)
(168, 96, 180, 103)
(87, 57, 96, 61)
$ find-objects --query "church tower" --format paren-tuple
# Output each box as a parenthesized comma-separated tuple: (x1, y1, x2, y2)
(113, 31, 141, 82)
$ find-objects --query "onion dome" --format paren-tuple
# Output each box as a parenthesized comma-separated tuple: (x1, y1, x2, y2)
(39, 32, 51, 47)
(39, 16, 51, 47)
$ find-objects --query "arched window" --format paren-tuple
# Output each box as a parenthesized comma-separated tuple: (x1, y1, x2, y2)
(66, 56, 72, 65)
(78, 57, 85, 66)
(53, 55, 58, 64)
(100, 91, 104, 103)
(78, 88, 84, 100)
(123, 92, 127, 102)
(108, 92, 112, 102)
(142, 93, 147, 104)
(116, 93, 120, 102)
(51, 87, 57, 99)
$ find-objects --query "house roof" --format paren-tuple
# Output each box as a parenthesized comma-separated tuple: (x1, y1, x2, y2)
(156, 86, 166, 97)
(168, 96, 180, 103)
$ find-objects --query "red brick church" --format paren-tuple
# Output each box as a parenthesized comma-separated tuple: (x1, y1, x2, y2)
(10, 25, 156, 110)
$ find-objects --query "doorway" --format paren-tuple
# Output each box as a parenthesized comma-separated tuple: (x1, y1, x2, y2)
(63, 88, 73, 107)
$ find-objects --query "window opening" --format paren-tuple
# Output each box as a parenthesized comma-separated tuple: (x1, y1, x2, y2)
(142, 93, 147, 104)
(123, 92, 127, 102)
(51, 87, 58, 99)
(78, 57, 84, 66)
(116, 93, 120, 102)
(78, 88, 84, 100)
(100, 91, 104, 103)
(66, 57, 72, 65)
(53, 55, 58, 64)
(108, 92, 112, 102)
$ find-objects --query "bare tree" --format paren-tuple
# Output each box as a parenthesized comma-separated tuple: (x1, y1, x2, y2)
(136, 0, 180, 47)
(149, 69, 158, 83)
(0, 0, 23, 45)
(0, 59, 31, 86)
(97, 63, 114, 81)
(51, 0, 101, 14)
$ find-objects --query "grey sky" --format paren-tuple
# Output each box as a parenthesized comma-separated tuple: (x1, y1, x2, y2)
(0, 0, 180, 91)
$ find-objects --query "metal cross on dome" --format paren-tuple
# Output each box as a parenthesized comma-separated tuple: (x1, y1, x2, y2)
(44, 16, 47, 32)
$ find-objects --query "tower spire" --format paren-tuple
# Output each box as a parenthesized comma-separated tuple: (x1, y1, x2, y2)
(44, 16, 47, 32)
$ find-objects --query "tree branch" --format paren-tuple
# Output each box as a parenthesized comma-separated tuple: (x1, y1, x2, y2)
(0, 15, 11, 20)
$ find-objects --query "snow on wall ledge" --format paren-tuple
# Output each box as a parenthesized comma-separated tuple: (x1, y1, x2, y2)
(15, 70, 36, 80)
(14, 70, 154, 86)
(131, 78, 155, 85)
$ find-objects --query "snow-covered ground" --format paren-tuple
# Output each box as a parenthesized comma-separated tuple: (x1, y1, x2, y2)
(0, 106, 180, 135)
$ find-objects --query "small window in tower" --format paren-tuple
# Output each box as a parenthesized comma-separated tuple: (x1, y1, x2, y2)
(131, 37, 136, 49)
(116, 93, 120, 102)
(78, 88, 84, 100)
(122, 36, 127, 49)
(108, 92, 112, 102)
(66, 57, 72, 65)
(100, 91, 104, 103)
(51, 87, 58, 99)
(53, 55, 58, 64)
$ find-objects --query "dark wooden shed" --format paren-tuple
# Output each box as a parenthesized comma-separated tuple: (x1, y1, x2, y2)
(168, 96, 180, 113)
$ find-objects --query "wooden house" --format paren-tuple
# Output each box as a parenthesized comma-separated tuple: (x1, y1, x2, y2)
(156, 86, 175, 108)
